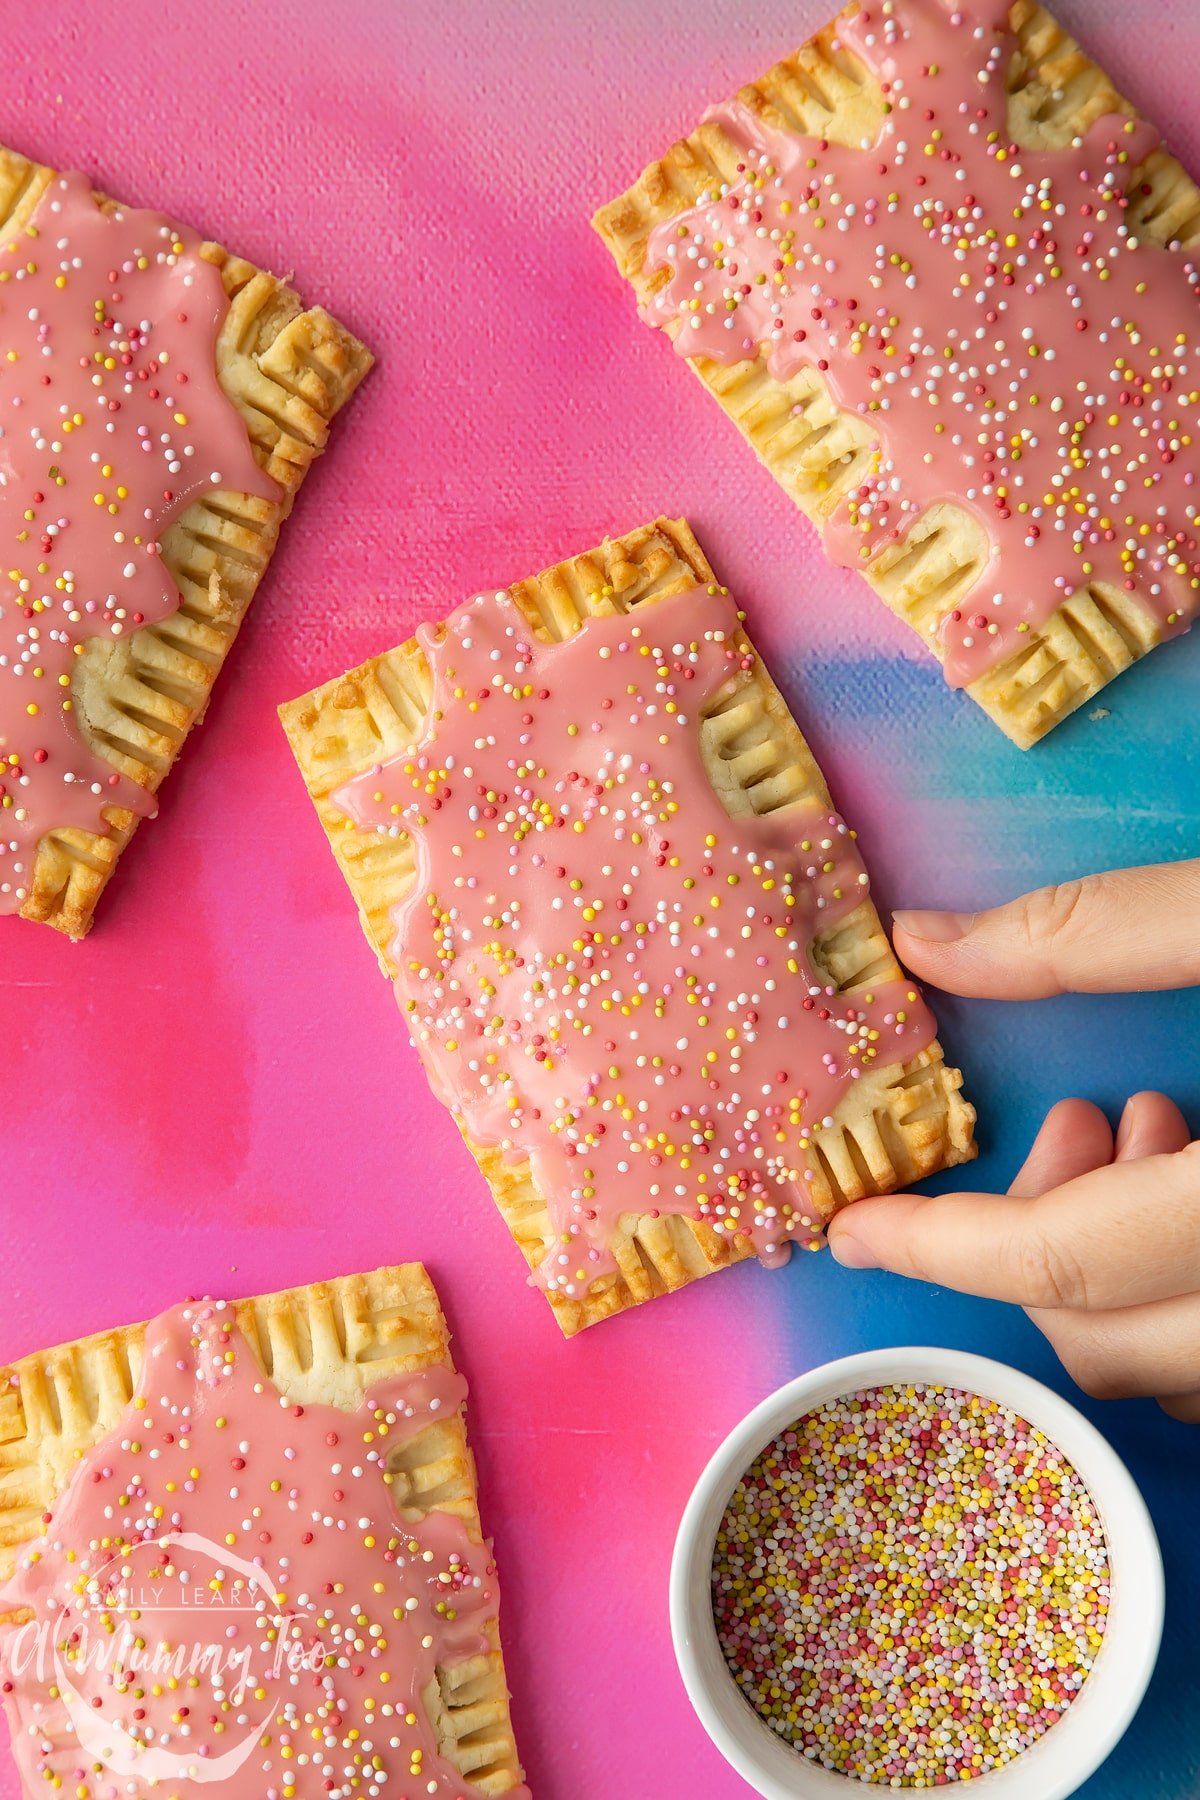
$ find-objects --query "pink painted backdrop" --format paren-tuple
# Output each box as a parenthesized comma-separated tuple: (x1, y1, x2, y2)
(4, 2, 1200, 1797)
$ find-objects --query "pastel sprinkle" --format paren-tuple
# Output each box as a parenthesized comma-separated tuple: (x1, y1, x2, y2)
(0, 174, 276, 912)
(0, 1301, 524, 1799)
(335, 585, 938, 1298)
(712, 1383, 1110, 1785)
(645, 0, 1200, 690)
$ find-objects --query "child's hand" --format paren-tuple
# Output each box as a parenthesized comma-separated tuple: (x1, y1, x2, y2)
(827, 861, 1200, 1421)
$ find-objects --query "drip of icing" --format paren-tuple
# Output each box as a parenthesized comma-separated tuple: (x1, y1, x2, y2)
(643, 0, 1200, 686)
(0, 1301, 525, 1800)
(0, 173, 278, 912)
(336, 587, 936, 1299)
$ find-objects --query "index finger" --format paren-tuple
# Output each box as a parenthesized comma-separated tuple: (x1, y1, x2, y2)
(827, 1142, 1200, 1309)
(892, 859, 1200, 999)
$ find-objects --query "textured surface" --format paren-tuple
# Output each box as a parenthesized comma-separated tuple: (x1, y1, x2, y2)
(0, 0, 1198, 1795)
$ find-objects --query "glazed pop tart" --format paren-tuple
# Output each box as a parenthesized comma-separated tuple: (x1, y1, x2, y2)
(280, 519, 974, 1335)
(595, 2, 1200, 745)
(0, 1267, 526, 1797)
(0, 148, 370, 934)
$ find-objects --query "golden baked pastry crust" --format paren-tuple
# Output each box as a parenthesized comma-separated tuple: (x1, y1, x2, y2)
(280, 518, 976, 1336)
(0, 1264, 525, 1797)
(593, 3, 1200, 748)
(0, 146, 373, 936)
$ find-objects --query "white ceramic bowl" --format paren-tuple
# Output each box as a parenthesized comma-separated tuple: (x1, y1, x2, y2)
(671, 1347, 1163, 1800)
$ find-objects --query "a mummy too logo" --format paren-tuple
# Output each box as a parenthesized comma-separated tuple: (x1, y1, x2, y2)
(5, 1532, 329, 1783)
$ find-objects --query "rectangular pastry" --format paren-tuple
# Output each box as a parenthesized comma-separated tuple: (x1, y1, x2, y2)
(0, 148, 372, 935)
(594, 2, 1200, 747)
(280, 517, 975, 1336)
(0, 1265, 527, 1797)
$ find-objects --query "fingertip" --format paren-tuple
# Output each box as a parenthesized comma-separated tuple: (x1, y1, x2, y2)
(1047, 1096, 1114, 1154)
(828, 1194, 926, 1276)
(891, 914, 973, 986)
(1009, 1097, 1113, 1198)
(892, 910, 975, 945)
(1115, 1090, 1191, 1159)
(1041, 1095, 1112, 1135)
(827, 1228, 879, 1271)
(827, 1207, 871, 1269)
(891, 913, 1037, 1000)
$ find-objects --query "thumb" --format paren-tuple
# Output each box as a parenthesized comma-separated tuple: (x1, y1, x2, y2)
(892, 860, 1200, 999)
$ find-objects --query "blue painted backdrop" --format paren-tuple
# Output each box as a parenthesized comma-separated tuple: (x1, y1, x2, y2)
(766, 634, 1200, 1800)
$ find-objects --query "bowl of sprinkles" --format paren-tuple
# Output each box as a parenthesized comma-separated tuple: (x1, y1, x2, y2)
(672, 1349, 1162, 1798)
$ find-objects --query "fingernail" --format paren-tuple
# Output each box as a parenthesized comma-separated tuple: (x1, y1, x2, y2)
(893, 909, 975, 944)
(1115, 1096, 1137, 1155)
(828, 1231, 880, 1271)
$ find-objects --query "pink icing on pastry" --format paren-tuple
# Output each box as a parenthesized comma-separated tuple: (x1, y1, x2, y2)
(0, 172, 278, 913)
(336, 586, 936, 1298)
(0, 1301, 523, 1800)
(643, 0, 1200, 686)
